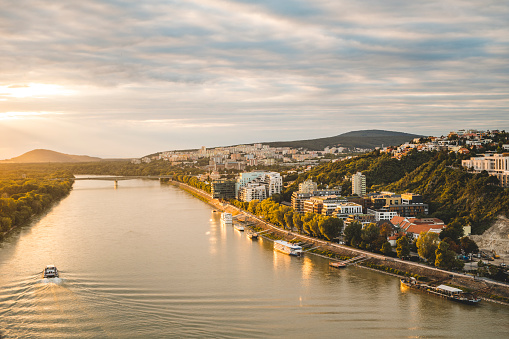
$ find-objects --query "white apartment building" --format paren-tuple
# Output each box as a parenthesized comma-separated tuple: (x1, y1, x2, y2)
(334, 202, 363, 219)
(238, 183, 267, 202)
(236, 171, 282, 201)
(462, 154, 509, 187)
(263, 172, 283, 196)
(352, 172, 366, 196)
(367, 208, 398, 222)
(299, 179, 318, 194)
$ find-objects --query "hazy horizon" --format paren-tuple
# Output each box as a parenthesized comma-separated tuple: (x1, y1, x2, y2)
(1, 1, 508, 159)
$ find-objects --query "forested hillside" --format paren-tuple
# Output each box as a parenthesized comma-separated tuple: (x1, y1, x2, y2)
(284, 150, 509, 235)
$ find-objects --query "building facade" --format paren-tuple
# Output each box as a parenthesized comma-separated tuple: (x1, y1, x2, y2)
(333, 202, 363, 219)
(235, 171, 282, 201)
(299, 179, 318, 194)
(211, 179, 236, 199)
(462, 153, 509, 187)
(352, 172, 366, 196)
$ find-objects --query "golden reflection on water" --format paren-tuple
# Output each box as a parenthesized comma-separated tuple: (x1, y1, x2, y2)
(300, 256, 314, 284)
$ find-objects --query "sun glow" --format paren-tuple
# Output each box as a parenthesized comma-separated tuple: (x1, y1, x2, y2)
(0, 83, 75, 98)
(0, 111, 59, 120)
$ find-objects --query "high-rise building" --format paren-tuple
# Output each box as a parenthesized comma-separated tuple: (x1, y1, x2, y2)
(352, 172, 366, 196)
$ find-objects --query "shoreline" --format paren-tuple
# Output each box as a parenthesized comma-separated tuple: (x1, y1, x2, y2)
(171, 180, 509, 306)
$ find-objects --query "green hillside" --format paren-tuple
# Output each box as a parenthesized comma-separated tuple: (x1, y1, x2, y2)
(265, 129, 422, 151)
(284, 150, 509, 234)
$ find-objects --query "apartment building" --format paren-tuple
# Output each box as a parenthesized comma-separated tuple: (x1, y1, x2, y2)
(235, 171, 282, 201)
(238, 183, 267, 202)
(299, 179, 318, 194)
(462, 153, 509, 187)
(211, 179, 236, 199)
(333, 202, 363, 219)
(352, 172, 366, 196)
(303, 196, 346, 215)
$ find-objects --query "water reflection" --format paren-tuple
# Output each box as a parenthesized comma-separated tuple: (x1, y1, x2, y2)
(0, 180, 508, 338)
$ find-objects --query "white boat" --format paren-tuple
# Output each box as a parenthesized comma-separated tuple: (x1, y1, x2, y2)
(274, 240, 303, 256)
(220, 212, 233, 226)
(234, 223, 244, 232)
(43, 265, 59, 278)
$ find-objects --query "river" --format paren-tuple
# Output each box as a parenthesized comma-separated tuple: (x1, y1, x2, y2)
(0, 178, 508, 338)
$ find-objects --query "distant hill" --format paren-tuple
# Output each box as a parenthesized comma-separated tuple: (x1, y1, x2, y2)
(0, 149, 102, 163)
(264, 129, 423, 151)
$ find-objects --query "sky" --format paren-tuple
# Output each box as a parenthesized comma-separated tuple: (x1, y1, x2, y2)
(1, 0, 508, 159)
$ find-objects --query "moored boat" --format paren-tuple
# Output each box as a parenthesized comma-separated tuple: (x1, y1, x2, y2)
(247, 229, 258, 240)
(329, 261, 346, 268)
(234, 223, 244, 231)
(43, 265, 59, 278)
(220, 212, 233, 226)
(400, 278, 480, 305)
(274, 240, 303, 256)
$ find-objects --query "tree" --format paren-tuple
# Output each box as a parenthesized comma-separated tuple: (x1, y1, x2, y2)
(293, 213, 303, 233)
(435, 241, 463, 270)
(381, 241, 393, 256)
(319, 217, 343, 241)
(439, 221, 464, 242)
(460, 237, 479, 254)
(442, 237, 461, 254)
(396, 236, 411, 259)
(379, 222, 393, 238)
(361, 223, 379, 249)
(247, 200, 259, 214)
(344, 221, 362, 247)
(284, 210, 294, 231)
(416, 232, 439, 263)
(0, 216, 12, 232)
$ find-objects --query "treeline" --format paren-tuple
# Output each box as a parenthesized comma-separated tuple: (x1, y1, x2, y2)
(283, 150, 508, 234)
(343, 221, 394, 256)
(172, 174, 211, 193)
(0, 166, 73, 237)
(230, 198, 343, 241)
(0, 160, 206, 179)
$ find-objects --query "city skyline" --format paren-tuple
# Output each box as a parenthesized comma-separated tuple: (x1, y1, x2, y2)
(1, 0, 508, 159)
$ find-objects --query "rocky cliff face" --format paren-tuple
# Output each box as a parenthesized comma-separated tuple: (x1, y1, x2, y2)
(470, 215, 509, 258)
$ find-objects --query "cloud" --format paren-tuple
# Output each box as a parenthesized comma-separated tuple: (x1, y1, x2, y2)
(0, 0, 507, 158)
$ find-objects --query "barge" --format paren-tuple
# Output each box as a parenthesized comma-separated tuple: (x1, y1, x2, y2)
(274, 240, 303, 256)
(401, 277, 480, 305)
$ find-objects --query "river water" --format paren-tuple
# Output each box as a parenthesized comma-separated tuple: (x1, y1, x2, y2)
(0, 179, 508, 338)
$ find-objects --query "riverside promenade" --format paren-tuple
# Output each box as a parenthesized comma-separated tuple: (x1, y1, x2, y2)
(172, 181, 509, 303)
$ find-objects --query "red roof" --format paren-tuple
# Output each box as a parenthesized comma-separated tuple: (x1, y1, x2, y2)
(390, 216, 446, 234)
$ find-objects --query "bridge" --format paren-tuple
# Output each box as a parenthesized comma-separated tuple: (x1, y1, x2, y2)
(55, 175, 173, 187)
(72, 175, 173, 181)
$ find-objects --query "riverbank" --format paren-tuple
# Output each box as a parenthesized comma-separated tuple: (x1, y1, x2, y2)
(170, 180, 509, 305)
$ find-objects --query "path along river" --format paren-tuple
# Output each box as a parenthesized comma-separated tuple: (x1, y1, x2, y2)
(0, 178, 508, 338)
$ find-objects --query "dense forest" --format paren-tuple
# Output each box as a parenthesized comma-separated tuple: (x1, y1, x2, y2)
(0, 165, 73, 238)
(283, 150, 509, 234)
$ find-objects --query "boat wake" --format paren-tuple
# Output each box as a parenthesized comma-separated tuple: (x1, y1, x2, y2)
(39, 277, 64, 285)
